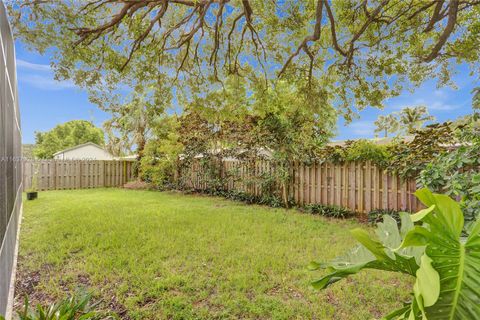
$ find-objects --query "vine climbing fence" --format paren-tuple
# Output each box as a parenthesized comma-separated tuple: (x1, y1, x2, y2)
(178, 159, 421, 214)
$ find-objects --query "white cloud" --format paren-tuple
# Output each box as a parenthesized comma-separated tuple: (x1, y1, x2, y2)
(392, 100, 426, 110)
(346, 120, 375, 136)
(20, 74, 75, 90)
(428, 101, 459, 111)
(16, 59, 51, 72)
(16, 59, 75, 90)
(391, 100, 458, 112)
(433, 89, 447, 98)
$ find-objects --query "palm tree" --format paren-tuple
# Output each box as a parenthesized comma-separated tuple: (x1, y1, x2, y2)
(374, 114, 399, 137)
(398, 106, 435, 134)
(472, 87, 480, 112)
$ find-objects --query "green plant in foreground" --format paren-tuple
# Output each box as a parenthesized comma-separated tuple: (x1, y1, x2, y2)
(16, 293, 101, 320)
(368, 209, 403, 226)
(310, 188, 480, 319)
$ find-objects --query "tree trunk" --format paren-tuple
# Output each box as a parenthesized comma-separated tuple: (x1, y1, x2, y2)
(134, 127, 146, 178)
(281, 160, 290, 208)
(282, 181, 289, 208)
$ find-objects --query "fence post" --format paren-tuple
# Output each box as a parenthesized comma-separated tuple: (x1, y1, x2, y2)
(53, 160, 57, 190)
(79, 161, 82, 189)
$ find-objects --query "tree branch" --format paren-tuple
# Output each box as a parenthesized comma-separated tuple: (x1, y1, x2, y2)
(423, 0, 459, 62)
(324, 0, 347, 57)
(424, 0, 445, 32)
(278, 0, 324, 78)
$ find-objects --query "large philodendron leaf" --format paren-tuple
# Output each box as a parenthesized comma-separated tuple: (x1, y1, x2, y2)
(401, 189, 480, 319)
(311, 189, 480, 320)
(310, 214, 424, 290)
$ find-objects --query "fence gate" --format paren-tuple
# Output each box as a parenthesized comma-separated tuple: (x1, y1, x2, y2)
(0, 2, 22, 317)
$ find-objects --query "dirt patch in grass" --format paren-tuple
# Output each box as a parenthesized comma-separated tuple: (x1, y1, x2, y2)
(123, 180, 154, 190)
(14, 257, 56, 309)
(106, 294, 131, 320)
(13, 256, 131, 319)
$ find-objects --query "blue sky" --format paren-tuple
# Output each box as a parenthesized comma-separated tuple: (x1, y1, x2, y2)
(16, 42, 110, 144)
(335, 65, 477, 140)
(15, 41, 478, 144)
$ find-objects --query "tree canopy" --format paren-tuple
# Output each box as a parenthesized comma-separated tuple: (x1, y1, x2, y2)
(8, 0, 480, 121)
(374, 105, 435, 137)
(33, 120, 105, 159)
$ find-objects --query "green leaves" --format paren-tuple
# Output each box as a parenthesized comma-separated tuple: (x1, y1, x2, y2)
(412, 189, 480, 319)
(17, 292, 101, 320)
(374, 106, 435, 137)
(409, 205, 435, 223)
(398, 226, 432, 248)
(418, 120, 480, 229)
(311, 189, 480, 319)
(304, 204, 353, 219)
(33, 120, 105, 159)
(415, 188, 464, 238)
(414, 254, 440, 309)
(11, 1, 480, 127)
(311, 213, 421, 291)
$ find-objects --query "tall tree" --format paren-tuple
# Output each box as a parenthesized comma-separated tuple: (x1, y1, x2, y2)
(33, 120, 105, 159)
(8, 1, 480, 119)
(398, 106, 436, 134)
(83, 52, 173, 160)
(374, 106, 436, 137)
(140, 115, 182, 187)
(177, 78, 336, 206)
(103, 97, 149, 160)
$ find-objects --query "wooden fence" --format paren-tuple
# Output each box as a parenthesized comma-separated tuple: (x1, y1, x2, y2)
(23, 160, 135, 191)
(179, 160, 421, 214)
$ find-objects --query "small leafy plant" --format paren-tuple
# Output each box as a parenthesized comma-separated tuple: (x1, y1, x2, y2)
(193, 188, 294, 208)
(304, 204, 353, 219)
(26, 163, 40, 193)
(310, 188, 480, 319)
(16, 293, 102, 320)
(367, 208, 402, 225)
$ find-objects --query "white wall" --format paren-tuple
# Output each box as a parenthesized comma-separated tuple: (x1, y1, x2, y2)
(54, 145, 114, 160)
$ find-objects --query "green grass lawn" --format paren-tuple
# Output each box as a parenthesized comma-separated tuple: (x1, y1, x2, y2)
(16, 189, 411, 319)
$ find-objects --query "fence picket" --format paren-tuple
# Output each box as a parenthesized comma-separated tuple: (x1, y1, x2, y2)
(177, 159, 419, 215)
(23, 160, 135, 191)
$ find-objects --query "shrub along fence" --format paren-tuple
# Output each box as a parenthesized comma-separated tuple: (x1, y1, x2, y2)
(23, 160, 135, 191)
(178, 160, 421, 214)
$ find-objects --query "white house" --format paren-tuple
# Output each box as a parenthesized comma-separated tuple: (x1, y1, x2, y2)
(53, 142, 115, 160)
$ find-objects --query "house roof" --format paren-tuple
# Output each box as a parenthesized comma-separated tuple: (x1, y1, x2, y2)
(52, 142, 108, 156)
(327, 136, 415, 147)
(117, 154, 137, 160)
